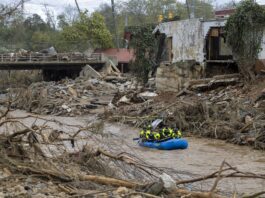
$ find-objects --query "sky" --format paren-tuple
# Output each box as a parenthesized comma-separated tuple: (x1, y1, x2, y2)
(2, 0, 265, 18)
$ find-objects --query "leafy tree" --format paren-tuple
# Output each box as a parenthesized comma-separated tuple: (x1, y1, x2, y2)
(24, 14, 50, 32)
(31, 31, 52, 50)
(225, 0, 265, 81)
(61, 12, 113, 49)
(129, 24, 158, 83)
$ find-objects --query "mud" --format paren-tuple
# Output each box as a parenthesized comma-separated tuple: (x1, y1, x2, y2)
(5, 110, 264, 195)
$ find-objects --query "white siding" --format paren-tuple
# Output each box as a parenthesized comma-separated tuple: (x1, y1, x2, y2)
(154, 18, 265, 63)
(155, 19, 205, 63)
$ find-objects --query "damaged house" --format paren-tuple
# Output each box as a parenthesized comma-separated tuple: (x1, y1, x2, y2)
(153, 18, 265, 91)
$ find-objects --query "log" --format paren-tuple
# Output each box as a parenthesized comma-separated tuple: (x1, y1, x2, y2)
(78, 174, 142, 188)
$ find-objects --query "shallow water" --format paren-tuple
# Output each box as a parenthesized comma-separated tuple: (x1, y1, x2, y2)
(5, 110, 265, 195)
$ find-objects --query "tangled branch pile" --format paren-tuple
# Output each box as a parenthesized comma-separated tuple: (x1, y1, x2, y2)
(0, 103, 264, 197)
(108, 80, 265, 149)
(10, 77, 120, 116)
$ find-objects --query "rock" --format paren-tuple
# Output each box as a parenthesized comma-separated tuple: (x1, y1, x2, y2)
(160, 173, 176, 191)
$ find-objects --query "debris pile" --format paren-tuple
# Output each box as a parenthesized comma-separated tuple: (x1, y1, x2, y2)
(10, 74, 139, 116)
(108, 77, 265, 150)
(0, 106, 264, 197)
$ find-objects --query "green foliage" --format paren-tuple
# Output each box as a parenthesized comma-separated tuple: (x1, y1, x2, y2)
(31, 31, 52, 51)
(0, 7, 113, 52)
(129, 24, 158, 83)
(225, 0, 265, 80)
(61, 12, 114, 49)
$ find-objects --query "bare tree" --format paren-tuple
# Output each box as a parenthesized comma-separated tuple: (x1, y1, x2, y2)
(0, 0, 28, 20)
(43, 3, 56, 30)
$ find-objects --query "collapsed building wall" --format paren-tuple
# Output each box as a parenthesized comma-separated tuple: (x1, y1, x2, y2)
(154, 17, 265, 92)
(154, 18, 239, 91)
(153, 18, 204, 64)
(154, 19, 226, 91)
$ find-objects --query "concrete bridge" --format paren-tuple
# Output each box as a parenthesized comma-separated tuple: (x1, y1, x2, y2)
(0, 53, 106, 80)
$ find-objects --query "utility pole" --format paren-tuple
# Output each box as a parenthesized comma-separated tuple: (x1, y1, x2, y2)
(21, 0, 24, 14)
(111, 0, 120, 48)
(186, 0, 191, 19)
(190, 0, 195, 19)
(74, 0, 81, 15)
(125, 12, 128, 27)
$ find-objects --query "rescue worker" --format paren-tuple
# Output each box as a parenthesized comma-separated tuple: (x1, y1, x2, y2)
(145, 129, 155, 141)
(176, 128, 182, 138)
(139, 124, 152, 140)
(161, 127, 170, 138)
(154, 132, 161, 141)
(140, 127, 146, 138)
(168, 127, 175, 138)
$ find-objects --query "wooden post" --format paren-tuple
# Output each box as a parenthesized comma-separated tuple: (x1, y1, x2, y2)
(121, 63, 124, 73)
(208, 36, 211, 60)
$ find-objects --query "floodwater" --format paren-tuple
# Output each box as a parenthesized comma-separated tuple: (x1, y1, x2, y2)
(5, 110, 265, 195)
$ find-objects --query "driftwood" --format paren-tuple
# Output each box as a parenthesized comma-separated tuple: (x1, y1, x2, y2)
(187, 74, 241, 91)
(78, 174, 142, 188)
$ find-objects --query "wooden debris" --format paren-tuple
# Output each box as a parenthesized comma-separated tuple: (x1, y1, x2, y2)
(188, 74, 241, 91)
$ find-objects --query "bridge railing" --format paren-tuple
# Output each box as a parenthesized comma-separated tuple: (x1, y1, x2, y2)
(0, 53, 103, 63)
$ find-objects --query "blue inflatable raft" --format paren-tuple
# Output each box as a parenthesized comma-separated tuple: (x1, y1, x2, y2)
(138, 138, 188, 150)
